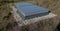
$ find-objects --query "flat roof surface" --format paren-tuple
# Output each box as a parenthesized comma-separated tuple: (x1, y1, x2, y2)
(15, 2, 49, 17)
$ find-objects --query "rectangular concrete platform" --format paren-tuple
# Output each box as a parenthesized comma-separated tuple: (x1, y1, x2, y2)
(10, 3, 57, 26)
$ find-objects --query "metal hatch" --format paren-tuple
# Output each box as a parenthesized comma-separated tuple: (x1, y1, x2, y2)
(15, 2, 50, 19)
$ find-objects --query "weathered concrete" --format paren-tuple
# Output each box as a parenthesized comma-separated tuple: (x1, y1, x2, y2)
(9, 2, 59, 31)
